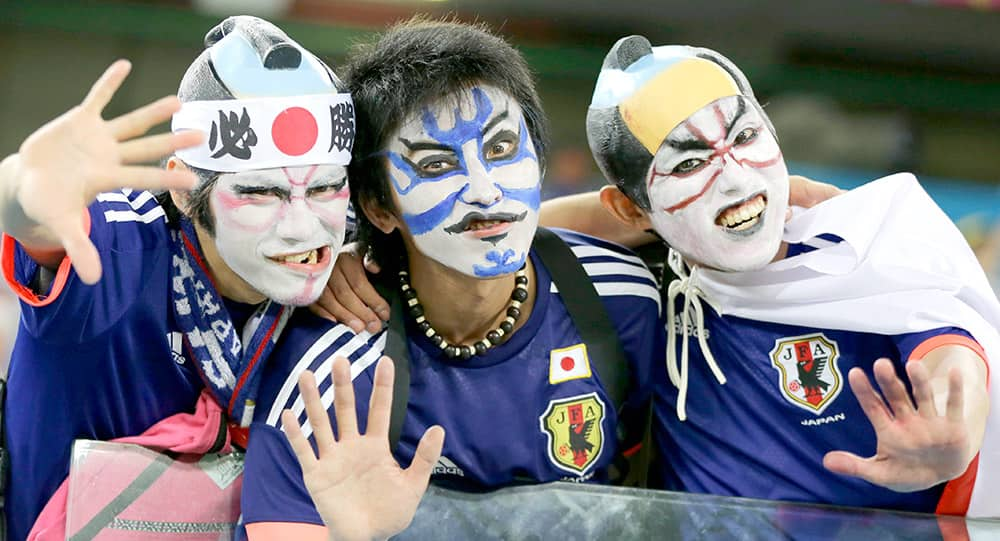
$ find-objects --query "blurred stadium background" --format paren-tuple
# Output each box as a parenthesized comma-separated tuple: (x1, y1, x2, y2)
(2, 0, 1000, 373)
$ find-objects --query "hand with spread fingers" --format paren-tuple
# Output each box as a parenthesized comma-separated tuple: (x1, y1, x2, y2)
(282, 357, 445, 541)
(0, 59, 202, 284)
(310, 242, 389, 333)
(823, 355, 984, 492)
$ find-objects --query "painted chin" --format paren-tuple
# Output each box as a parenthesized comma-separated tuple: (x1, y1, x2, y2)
(264, 245, 333, 275)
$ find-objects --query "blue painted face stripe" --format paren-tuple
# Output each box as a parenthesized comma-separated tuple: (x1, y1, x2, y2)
(402, 184, 470, 235)
(498, 185, 541, 211)
(473, 249, 527, 277)
(391, 87, 541, 251)
(386, 152, 466, 195)
(483, 116, 537, 172)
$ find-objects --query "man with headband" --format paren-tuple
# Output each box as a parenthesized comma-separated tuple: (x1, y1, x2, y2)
(584, 35, 999, 516)
(0, 16, 418, 538)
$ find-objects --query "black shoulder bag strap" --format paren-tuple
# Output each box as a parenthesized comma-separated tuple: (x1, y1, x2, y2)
(533, 227, 654, 487)
(378, 279, 411, 452)
(531, 228, 630, 407)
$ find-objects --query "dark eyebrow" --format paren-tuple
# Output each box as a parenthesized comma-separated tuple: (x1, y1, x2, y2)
(232, 184, 288, 194)
(664, 137, 713, 152)
(725, 97, 748, 135)
(480, 109, 510, 137)
(398, 137, 453, 153)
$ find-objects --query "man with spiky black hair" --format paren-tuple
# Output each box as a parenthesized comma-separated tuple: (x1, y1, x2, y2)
(240, 18, 665, 539)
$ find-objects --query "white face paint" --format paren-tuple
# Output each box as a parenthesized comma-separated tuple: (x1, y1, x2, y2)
(645, 95, 788, 272)
(384, 85, 541, 278)
(210, 164, 350, 305)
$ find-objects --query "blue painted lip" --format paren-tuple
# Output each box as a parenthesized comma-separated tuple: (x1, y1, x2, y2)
(443, 210, 528, 234)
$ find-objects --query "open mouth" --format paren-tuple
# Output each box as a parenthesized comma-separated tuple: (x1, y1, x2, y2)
(266, 246, 331, 270)
(444, 211, 528, 240)
(715, 193, 767, 234)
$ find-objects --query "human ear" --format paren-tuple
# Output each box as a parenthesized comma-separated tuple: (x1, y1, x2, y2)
(599, 185, 653, 231)
(166, 157, 194, 215)
(360, 195, 401, 235)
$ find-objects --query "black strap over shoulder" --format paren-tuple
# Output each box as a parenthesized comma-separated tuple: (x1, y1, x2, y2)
(531, 227, 631, 409)
(377, 280, 411, 451)
(383, 228, 632, 455)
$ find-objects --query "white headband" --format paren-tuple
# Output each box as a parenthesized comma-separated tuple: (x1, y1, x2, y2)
(171, 93, 355, 173)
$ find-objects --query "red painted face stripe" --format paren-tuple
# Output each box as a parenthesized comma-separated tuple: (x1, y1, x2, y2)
(282, 165, 320, 187)
(652, 109, 782, 214)
(663, 165, 724, 214)
(737, 152, 783, 169)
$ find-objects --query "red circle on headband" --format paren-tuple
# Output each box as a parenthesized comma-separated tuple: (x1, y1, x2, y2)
(272, 107, 318, 156)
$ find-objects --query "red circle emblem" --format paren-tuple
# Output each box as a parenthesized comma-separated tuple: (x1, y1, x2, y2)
(560, 356, 575, 372)
(271, 107, 318, 156)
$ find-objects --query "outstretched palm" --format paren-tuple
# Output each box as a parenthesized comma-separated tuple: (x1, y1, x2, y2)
(283, 357, 445, 541)
(823, 358, 971, 492)
(13, 60, 201, 283)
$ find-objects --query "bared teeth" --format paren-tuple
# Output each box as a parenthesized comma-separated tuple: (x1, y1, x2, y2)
(717, 195, 766, 228)
(276, 249, 318, 264)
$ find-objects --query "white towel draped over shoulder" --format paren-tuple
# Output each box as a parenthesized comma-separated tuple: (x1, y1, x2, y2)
(692, 173, 1000, 518)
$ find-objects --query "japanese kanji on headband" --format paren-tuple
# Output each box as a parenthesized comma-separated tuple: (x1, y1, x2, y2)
(171, 93, 355, 172)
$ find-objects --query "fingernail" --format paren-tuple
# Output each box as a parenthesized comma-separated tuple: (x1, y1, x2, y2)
(377, 307, 390, 320)
(367, 320, 382, 334)
(347, 319, 363, 333)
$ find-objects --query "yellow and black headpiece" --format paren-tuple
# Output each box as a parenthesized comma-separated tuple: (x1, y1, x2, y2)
(586, 36, 773, 210)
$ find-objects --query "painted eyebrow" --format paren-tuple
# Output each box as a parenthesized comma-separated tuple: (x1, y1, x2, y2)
(397, 137, 453, 153)
(480, 108, 510, 137)
(664, 99, 751, 152)
(232, 184, 288, 193)
(724, 97, 748, 135)
(664, 137, 713, 152)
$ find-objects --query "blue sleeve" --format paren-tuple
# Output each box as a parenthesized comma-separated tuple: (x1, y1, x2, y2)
(5, 194, 167, 342)
(242, 422, 324, 526)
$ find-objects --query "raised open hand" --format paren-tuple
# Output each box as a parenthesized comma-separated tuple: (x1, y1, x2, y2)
(282, 357, 445, 541)
(823, 358, 971, 492)
(12, 60, 201, 283)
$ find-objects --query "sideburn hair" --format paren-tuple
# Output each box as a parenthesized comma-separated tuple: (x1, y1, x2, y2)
(155, 163, 219, 236)
(344, 16, 551, 273)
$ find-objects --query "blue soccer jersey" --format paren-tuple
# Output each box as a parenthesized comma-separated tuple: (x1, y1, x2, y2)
(1, 190, 221, 540)
(241, 229, 665, 527)
(652, 236, 986, 513)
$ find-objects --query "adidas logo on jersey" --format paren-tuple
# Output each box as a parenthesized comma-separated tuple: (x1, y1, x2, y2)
(432, 456, 465, 477)
(672, 314, 711, 340)
(167, 332, 185, 365)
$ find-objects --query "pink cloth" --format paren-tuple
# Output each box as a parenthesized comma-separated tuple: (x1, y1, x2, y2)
(27, 389, 233, 541)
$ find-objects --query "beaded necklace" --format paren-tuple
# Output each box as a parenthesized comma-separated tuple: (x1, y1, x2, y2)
(398, 265, 528, 359)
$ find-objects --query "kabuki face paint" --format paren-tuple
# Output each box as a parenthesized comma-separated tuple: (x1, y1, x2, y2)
(210, 163, 349, 305)
(384, 85, 540, 278)
(645, 95, 788, 271)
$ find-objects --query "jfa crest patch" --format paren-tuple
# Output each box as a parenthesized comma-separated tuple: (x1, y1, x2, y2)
(539, 393, 606, 475)
(769, 333, 843, 415)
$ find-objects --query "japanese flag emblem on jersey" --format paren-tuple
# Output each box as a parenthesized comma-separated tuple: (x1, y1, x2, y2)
(549, 344, 592, 384)
(539, 393, 606, 475)
(769, 333, 843, 415)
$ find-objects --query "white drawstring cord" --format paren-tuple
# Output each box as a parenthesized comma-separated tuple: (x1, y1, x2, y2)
(665, 249, 727, 421)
